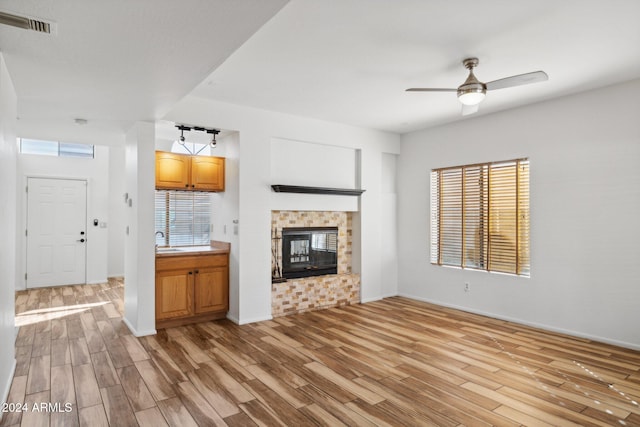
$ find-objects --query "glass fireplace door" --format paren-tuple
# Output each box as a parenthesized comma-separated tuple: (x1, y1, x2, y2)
(282, 227, 338, 278)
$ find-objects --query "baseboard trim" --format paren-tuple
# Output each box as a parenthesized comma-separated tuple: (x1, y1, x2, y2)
(233, 314, 273, 325)
(360, 296, 383, 304)
(0, 358, 16, 421)
(122, 316, 156, 337)
(397, 293, 640, 351)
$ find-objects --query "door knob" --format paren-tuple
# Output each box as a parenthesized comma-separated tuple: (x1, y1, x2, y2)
(77, 238, 85, 243)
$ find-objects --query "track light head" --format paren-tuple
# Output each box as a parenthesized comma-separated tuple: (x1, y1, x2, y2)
(207, 129, 220, 148)
(176, 124, 192, 145)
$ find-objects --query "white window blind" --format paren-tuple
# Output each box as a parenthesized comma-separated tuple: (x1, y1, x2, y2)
(431, 159, 530, 277)
(155, 190, 211, 247)
(311, 232, 338, 252)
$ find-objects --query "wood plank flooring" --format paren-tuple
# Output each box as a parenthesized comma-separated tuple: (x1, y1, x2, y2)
(2, 279, 640, 426)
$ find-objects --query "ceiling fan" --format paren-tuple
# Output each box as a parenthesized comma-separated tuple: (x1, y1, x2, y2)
(406, 58, 548, 115)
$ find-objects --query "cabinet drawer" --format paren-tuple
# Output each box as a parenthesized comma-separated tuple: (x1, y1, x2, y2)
(156, 253, 228, 271)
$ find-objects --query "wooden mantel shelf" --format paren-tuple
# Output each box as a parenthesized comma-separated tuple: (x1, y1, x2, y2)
(271, 185, 365, 196)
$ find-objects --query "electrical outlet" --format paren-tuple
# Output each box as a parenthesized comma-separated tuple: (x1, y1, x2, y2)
(464, 282, 470, 292)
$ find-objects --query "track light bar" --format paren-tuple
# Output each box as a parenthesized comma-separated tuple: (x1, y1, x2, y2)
(175, 124, 219, 134)
(175, 124, 221, 150)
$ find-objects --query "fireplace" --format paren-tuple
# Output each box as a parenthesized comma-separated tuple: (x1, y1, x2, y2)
(271, 211, 360, 317)
(282, 227, 338, 278)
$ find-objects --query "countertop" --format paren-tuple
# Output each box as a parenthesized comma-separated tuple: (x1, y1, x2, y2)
(155, 241, 230, 258)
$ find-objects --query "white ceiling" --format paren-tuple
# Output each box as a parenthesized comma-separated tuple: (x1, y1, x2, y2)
(0, 0, 287, 143)
(1, 0, 639, 140)
(192, 0, 640, 133)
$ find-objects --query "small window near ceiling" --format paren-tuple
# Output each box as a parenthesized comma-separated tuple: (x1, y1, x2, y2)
(171, 141, 210, 156)
(19, 138, 94, 158)
(59, 142, 95, 157)
(430, 158, 530, 277)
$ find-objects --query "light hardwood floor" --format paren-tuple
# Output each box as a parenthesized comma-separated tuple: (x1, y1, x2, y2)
(2, 279, 640, 426)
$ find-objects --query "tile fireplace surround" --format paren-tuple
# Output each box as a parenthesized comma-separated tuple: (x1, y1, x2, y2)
(271, 210, 361, 317)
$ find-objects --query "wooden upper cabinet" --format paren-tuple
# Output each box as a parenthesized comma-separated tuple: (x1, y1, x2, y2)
(155, 151, 225, 192)
(191, 156, 225, 191)
(155, 152, 191, 190)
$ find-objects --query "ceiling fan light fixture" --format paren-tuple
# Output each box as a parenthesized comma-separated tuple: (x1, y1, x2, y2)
(405, 56, 548, 116)
(457, 88, 486, 106)
(457, 63, 486, 106)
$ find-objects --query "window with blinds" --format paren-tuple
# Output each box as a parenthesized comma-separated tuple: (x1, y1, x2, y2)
(155, 190, 211, 247)
(430, 159, 530, 277)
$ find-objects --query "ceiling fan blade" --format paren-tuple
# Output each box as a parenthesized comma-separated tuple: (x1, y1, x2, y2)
(462, 104, 479, 116)
(405, 88, 457, 92)
(485, 71, 548, 91)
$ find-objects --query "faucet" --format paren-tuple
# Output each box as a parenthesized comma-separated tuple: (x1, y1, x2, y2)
(155, 231, 165, 249)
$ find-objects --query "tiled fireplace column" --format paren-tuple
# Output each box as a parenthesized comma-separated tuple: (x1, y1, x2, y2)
(271, 210, 361, 317)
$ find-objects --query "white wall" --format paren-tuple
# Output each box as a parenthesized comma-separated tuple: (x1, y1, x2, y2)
(380, 153, 398, 297)
(210, 132, 241, 321)
(16, 146, 111, 287)
(108, 145, 126, 277)
(270, 138, 360, 212)
(123, 122, 156, 336)
(398, 79, 640, 349)
(0, 53, 17, 414)
(166, 97, 400, 323)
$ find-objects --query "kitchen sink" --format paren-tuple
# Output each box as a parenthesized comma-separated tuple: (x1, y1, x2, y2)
(156, 247, 182, 253)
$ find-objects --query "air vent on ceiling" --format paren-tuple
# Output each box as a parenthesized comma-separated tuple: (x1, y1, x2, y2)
(0, 10, 54, 34)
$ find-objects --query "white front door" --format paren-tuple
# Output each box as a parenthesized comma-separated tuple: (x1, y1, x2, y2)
(26, 177, 87, 288)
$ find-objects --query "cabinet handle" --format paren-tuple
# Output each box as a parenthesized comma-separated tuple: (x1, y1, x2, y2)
(191, 184, 195, 188)
(194, 270, 199, 274)
(185, 184, 189, 188)
(188, 271, 193, 275)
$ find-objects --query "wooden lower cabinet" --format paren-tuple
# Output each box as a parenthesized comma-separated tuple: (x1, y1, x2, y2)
(194, 266, 228, 314)
(156, 270, 193, 320)
(156, 253, 228, 328)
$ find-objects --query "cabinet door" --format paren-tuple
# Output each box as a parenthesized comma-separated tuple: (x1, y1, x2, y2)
(194, 267, 228, 314)
(156, 270, 194, 320)
(191, 156, 225, 191)
(156, 152, 191, 190)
